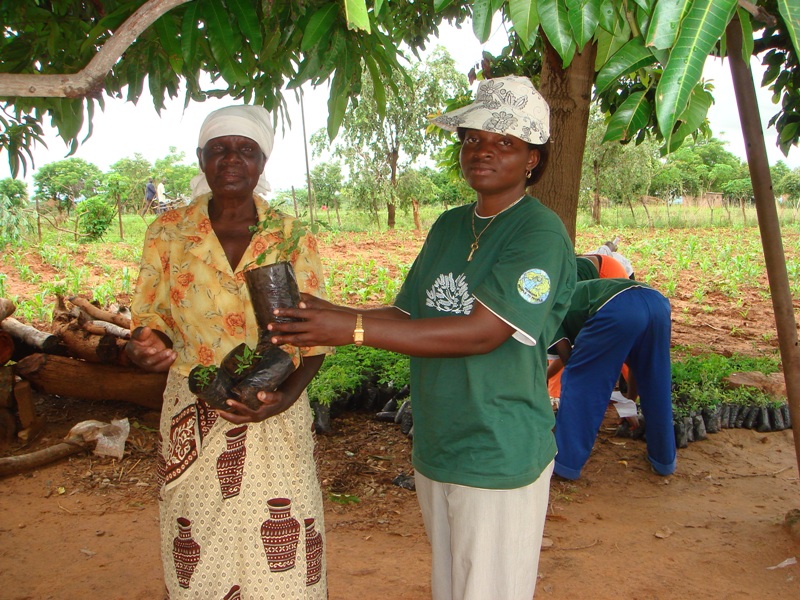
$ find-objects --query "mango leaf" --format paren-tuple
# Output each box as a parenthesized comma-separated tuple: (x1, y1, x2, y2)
(602, 90, 652, 143)
(777, 0, 800, 59)
(645, 0, 688, 50)
(434, 0, 453, 11)
(594, 16, 632, 71)
(374, 0, 385, 17)
(301, 4, 339, 52)
(509, 0, 540, 49)
(153, 15, 183, 73)
(364, 55, 387, 119)
(629, 0, 651, 11)
(203, 1, 249, 86)
(662, 83, 713, 153)
(539, 0, 576, 67)
(565, 0, 601, 50)
(736, 7, 753, 62)
(596, 37, 656, 94)
(227, 0, 263, 52)
(597, 0, 618, 32)
(472, 0, 494, 43)
(180, 1, 201, 66)
(655, 0, 737, 142)
(344, 0, 370, 33)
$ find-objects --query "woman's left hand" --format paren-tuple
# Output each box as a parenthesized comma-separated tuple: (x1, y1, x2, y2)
(216, 390, 296, 424)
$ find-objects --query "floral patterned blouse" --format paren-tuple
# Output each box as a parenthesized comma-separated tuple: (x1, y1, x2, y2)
(132, 193, 331, 376)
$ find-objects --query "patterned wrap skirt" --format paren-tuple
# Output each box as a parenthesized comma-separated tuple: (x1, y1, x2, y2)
(158, 370, 326, 599)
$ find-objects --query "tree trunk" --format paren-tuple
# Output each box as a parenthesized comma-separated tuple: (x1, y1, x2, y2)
(592, 158, 601, 224)
(411, 199, 421, 231)
(13, 353, 166, 409)
(531, 38, 598, 242)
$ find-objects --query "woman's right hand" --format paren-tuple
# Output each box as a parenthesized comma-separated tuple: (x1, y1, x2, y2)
(125, 326, 176, 372)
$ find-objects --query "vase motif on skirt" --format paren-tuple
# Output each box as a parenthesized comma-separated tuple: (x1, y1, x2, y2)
(216, 425, 248, 499)
(304, 517, 324, 586)
(261, 497, 301, 572)
(222, 585, 241, 599)
(172, 517, 201, 589)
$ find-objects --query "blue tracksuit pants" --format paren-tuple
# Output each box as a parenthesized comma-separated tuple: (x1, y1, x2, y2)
(554, 288, 677, 479)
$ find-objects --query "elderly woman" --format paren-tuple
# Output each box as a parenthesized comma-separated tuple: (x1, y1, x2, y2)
(127, 105, 331, 599)
(268, 76, 576, 600)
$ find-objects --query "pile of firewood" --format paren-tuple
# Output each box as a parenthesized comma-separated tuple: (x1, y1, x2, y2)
(0, 296, 167, 447)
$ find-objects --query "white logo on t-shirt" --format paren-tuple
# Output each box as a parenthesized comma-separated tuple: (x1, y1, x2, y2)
(426, 273, 473, 314)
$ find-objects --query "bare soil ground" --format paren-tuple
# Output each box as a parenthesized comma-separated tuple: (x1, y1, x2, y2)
(1, 228, 799, 599)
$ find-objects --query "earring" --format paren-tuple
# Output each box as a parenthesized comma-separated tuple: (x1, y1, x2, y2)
(525, 169, 532, 179)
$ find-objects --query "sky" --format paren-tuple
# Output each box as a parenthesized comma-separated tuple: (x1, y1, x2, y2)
(3, 20, 799, 196)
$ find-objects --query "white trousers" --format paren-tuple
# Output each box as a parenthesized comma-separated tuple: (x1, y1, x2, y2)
(415, 462, 554, 600)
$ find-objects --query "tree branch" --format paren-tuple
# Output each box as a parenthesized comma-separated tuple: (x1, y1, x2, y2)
(737, 0, 778, 27)
(0, 0, 191, 98)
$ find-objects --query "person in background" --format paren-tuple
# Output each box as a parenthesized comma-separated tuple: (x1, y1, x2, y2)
(268, 76, 575, 600)
(144, 177, 157, 213)
(127, 105, 331, 599)
(155, 178, 168, 212)
(549, 251, 631, 403)
(548, 277, 676, 480)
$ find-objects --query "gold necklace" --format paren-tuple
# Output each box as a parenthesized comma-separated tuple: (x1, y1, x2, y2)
(467, 195, 526, 262)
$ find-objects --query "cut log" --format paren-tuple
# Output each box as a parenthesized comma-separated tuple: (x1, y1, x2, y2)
(1, 317, 65, 356)
(0, 331, 13, 365)
(0, 408, 15, 447)
(53, 324, 126, 364)
(14, 353, 166, 409)
(83, 320, 131, 339)
(0, 437, 89, 477)
(14, 379, 38, 428)
(0, 366, 13, 408)
(0, 298, 15, 322)
(68, 296, 132, 329)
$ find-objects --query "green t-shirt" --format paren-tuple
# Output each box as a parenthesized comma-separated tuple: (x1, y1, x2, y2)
(553, 278, 651, 345)
(575, 256, 599, 281)
(394, 196, 575, 489)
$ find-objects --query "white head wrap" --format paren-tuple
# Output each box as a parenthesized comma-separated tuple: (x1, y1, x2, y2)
(190, 105, 275, 199)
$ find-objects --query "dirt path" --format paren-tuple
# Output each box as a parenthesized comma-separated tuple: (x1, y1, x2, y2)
(1, 405, 798, 600)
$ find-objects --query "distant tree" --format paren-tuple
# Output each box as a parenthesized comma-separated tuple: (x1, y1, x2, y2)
(419, 165, 472, 210)
(771, 160, 792, 198)
(721, 177, 755, 224)
(153, 147, 198, 201)
(321, 46, 468, 228)
(33, 157, 103, 217)
(0, 177, 31, 245)
(396, 168, 441, 230)
(779, 168, 800, 216)
(310, 161, 344, 227)
(107, 154, 153, 214)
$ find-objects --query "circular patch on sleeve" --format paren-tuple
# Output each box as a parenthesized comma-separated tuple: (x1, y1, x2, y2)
(517, 268, 551, 304)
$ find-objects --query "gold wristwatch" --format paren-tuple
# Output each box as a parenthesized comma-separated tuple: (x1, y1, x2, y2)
(353, 313, 364, 346)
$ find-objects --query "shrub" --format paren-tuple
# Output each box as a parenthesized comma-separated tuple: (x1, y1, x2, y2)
(78, 195, 115, 241)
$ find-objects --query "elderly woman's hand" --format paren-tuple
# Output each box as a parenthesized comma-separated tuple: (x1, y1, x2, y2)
(216, 390, 296, 424)
(126, 326, 176, 372)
